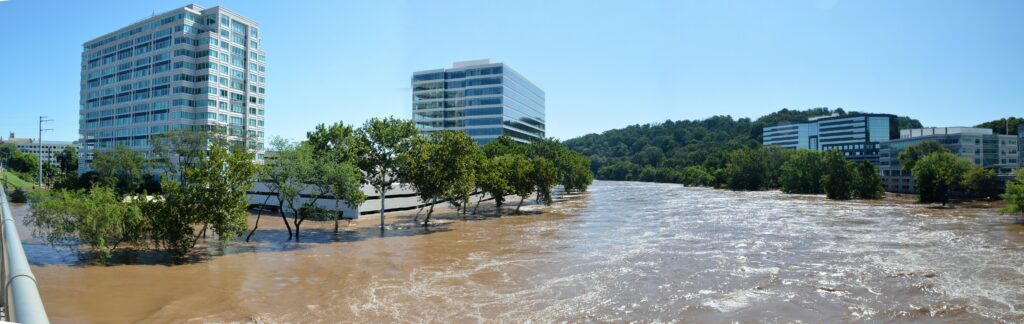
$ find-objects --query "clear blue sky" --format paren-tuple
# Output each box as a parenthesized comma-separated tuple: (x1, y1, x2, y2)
(1, 0, 1022, 142)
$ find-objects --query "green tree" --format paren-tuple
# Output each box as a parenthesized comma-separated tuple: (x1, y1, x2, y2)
(324, 161, 365, 233)
(355, 117, 419, 230)
(293, 143, 332, 241)
(151, 129, 221, 183)
(9, 188, 28, 203)
(961, 166, 1000, 199)
(912, 151, 972, 205)
(723, 147, 769, 191)
(898, 141, 949, 173)
(436, 132, 480, 219)
(561, 108, 922, 184)
(54, 145, 79, 189)
(561, 152, 594, 192)
(779, 150, 824, 194)
(8, 150, 38, 174)
(505, 154, 535, 214)
(27, 186, 148, 261)
(306, 122, 365, 233)
(474, 155, 512, 214)
(483, 136, 526, 158)
(307, 122, 360, 161)
(852, 160, 884, 199)
(1002, 170, 1024, 215)
(261, 138, 306, 240)
(532, 157, 559, 206)
(763, 146, 791, 189)
(821, 150, 855, 200)
(91, 145, 146, 196)
(679, 165, 714, 187)
(975, 117, 1023, 135)
(151, 141, 257, 255)
(400, 131, 479, 225)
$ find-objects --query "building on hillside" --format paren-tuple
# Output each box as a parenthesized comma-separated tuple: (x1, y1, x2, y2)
(1019, 129, 1024, 168)
(0, 133, 80, 165)
(79, 4, 266, 173)
(762, 113, 897, 164)
(878, 127, 1020, 193)
(412, 59, 545, 145)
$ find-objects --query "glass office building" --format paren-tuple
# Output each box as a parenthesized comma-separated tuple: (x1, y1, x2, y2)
(878, 127, 1020, 193)
(412, 59, 545, 145)
(762, 114, 897, 164)
(79, 4, 266, 171)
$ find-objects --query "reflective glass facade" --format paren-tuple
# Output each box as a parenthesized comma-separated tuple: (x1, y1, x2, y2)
(879, 128, 1020, 193)
(412, 60, 545, 145)
(762, 114, 897, 164)
(79, 4, 266, 171)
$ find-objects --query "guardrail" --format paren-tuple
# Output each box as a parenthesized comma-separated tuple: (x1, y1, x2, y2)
(0, 183, 49, 323)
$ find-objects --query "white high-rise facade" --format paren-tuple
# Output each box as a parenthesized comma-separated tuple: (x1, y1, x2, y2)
(79, 4, 266, 171)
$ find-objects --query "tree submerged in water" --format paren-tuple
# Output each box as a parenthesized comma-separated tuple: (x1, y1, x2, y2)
(1001, 170, 1024, 216)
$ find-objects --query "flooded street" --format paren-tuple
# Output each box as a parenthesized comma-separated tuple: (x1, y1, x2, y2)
(16, 181, 1024, 322)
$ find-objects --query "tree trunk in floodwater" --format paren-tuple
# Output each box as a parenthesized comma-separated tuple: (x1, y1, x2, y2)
(292, 208, 304, 242)
(414, 205, 423, 223)
(424, 199, 436, 226)
(473, 193, 485, 215)
(379, 189, 386, 231)
(334, 200, 341, 234)
(191, 224, 208, 249)
(279, 201, 293, 240)
(516, 197, 524, 214)
(246, 195, 273, 242)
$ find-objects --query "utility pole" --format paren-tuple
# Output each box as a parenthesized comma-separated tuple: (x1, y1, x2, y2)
(38, 116, 53, 187)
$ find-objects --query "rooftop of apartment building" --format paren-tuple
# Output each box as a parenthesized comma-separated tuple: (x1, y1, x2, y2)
(83, 4, 258, 48)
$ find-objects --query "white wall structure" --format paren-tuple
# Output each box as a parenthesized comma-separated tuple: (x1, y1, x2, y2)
(246, 182, 450, 220)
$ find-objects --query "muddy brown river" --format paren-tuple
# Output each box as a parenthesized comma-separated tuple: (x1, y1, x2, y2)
(12, 181, 1024, 322)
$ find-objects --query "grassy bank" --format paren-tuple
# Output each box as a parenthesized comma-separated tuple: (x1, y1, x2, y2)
(2, 171, 34, 190)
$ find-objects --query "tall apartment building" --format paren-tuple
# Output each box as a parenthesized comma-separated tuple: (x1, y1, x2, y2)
(412, 59, 545, 145)
(878, 127, 1020, 193)
(79, 4, 266, 172)
(762, 113, 896, 164)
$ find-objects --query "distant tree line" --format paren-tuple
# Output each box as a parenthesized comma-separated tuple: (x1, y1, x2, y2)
(562, 107, 1023, 205)
(24, 117, 593, 262)
(563, 107, 921, 183)
(975, 116, 1023, 135)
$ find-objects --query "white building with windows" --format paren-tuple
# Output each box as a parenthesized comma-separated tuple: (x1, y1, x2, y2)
(79, 4, 266, 172)
(0, 133, 79, 165)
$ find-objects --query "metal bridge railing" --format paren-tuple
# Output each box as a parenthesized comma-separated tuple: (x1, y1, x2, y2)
(0, 183, 49, 323)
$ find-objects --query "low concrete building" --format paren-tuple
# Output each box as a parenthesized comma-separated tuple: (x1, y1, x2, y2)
(879, 127, 1019, 193)
(246, 182, 472, 219)
(0, 133, 80, 165)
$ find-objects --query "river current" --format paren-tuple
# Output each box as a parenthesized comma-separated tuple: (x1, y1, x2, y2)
(16, 181, 1024, 322)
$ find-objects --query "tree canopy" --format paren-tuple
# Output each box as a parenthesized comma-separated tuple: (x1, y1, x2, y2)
(564, 107, 922, 183)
